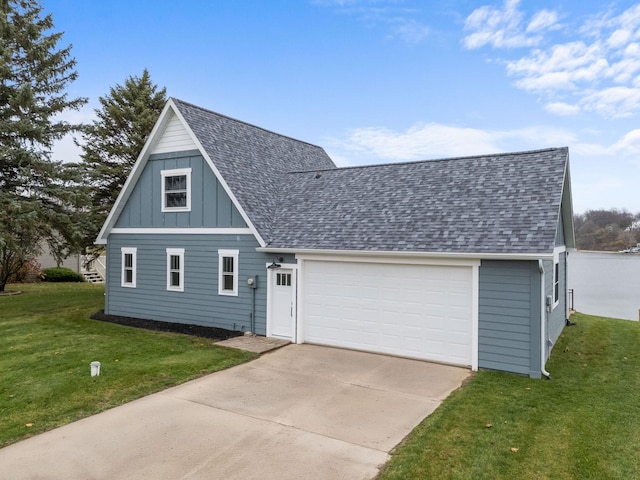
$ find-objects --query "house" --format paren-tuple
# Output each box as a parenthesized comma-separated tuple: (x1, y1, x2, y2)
(97, 98, 575, 379)
(36, 244, 82, 273)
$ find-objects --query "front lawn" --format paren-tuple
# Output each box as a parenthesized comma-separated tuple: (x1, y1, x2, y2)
(379, 312, 640, 480)
(0, 283, 255, 448)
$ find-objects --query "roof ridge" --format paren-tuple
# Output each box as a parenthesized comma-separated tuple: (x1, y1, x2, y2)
(171, 97, 325, 150)
(284, 146, 568, 175)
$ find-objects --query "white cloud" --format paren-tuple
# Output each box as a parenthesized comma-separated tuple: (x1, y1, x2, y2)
(326, 121, 577, 165)
(607, 28, 632, 48)
(527, 9, 559, 33)
(327, 122, 640, 213)
(52, 134, 83, 164)
(51, 104, 96, 164)
(466, 2, 640, 118)
(336, 123, 499, 161)
(612, 128, 640, 153)
(514, 71, 575, 92)
(581, 86, 640, 118)
(463, 0, 559, 49)
(506, 41, 608, 92)
(544, 102, 581, 116)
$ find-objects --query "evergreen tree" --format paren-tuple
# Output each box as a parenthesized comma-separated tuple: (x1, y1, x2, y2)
(0, 0, 87, 291)
(79, 69, 167, 250)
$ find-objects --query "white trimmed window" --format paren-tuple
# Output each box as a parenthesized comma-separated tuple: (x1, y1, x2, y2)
(218, 249, 239, 296)
(161, 168, 192, 212)
(552, 247, 564, 308)
(121, 247, 137, 288)
(166, 248, 185, 292)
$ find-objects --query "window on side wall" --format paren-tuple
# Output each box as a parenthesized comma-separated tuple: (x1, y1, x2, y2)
(552, 248, 563, 308)
(166, 248, 185, 292)
(161, 168, 192, 212)
(218, 249, 239, 296)
(121, 247, 137, 288)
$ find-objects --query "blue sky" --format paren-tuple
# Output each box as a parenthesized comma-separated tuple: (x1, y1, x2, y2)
(46, 0, 640, 214)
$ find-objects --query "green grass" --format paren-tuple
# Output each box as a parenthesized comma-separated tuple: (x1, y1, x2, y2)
(0, 283, 256, 448)
(379, 312, 640, 480)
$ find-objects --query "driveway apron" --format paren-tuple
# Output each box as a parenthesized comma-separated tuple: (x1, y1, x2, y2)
(0, 344, 470, 479)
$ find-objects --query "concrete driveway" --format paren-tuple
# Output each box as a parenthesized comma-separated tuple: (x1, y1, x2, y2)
(0, 344, 470, 480)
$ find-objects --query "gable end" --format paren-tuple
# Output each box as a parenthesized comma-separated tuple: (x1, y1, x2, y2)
(152, 111, 197, 154)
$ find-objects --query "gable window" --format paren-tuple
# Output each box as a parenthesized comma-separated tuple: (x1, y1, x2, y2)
(218, 249, 239, 296)
(166, 248, 185, 292)
(121, 247, 137, 288)
(161, 168, 192, 212)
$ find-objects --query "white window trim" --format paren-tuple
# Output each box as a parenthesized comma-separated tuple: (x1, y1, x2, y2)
(121, 247, 137, 288)
(552, 246, 565, 309)
(218, 249, 239, 296)
(161, 168, 192, 212)
(166, 248, 185, 292)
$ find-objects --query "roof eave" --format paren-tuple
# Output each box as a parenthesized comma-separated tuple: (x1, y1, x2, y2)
(560, 158, 576, 249)
(256, 246, 555, 261)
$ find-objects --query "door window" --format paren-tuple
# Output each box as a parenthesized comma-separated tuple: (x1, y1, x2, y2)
(276, 272, 291, 286)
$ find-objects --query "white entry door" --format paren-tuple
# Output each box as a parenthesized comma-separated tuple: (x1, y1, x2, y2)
(268, 268, 295, 339)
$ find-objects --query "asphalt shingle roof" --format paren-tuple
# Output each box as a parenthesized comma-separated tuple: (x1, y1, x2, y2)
(268, 148, 569, 254)
(173, 99, 569, 255)
(173, 99, 336, 240)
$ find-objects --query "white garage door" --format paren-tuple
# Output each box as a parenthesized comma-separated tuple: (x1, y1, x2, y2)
(302, 260, 473, 366)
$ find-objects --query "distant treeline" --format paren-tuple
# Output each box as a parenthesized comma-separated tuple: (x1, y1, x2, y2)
(574, 209, 640, 251)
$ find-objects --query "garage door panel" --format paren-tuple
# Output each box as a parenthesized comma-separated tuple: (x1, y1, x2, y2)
(302, 260, 473, 366)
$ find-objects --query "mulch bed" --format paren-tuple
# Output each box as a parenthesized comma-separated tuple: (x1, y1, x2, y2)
(90, 311, 242, 341)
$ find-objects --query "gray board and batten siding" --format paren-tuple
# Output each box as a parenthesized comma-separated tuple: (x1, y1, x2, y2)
(105, 233, 294, 335)
(115, 151, 247, 229)
(105, 148, 280, 334)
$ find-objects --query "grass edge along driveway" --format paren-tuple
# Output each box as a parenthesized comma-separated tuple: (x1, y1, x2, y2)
(0, 283, 256, 448)
(378, 312, 640, 480)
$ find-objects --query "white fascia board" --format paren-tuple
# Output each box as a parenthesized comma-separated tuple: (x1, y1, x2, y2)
(561, 160, 576, 249)
(95, 100, 179, 244)
(470, 264, 479, 372)
(110, 228, 253, 235)
(256, 247, 554, 262)
(169, 103, 267, 248)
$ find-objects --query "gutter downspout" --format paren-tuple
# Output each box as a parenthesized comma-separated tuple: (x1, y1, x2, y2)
(538, 260, 551, 379)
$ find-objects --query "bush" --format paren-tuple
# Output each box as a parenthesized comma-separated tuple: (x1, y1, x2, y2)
(42, 267, 84, 283)
(9, 259, 43, 283)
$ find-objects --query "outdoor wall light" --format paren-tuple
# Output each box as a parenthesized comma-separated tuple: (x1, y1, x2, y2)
(267, 257, 284, 270)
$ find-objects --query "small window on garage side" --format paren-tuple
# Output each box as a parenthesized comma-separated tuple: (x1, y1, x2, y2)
(218, 249, 239, 296)
(553, 262, 560, 304)
(161, 168, 191, 212)
(552, 248, 563, 308)
(166, 248, 185, 292)
(121, 247, 137, 288)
